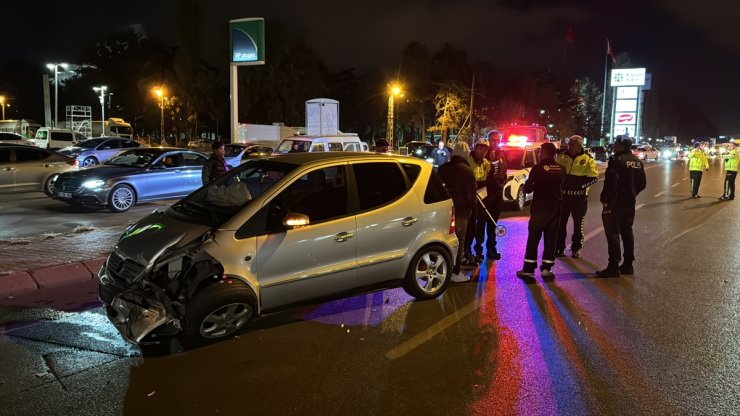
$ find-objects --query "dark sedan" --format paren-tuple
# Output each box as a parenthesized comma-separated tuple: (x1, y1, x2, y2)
(53, 147, 208, 212)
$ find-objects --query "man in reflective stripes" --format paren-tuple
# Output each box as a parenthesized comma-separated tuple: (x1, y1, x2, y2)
(688, 142, 709, 198)
(555, 135, 599, 259)
(719, 142, 738, 201)
(516, 143, 563, 281)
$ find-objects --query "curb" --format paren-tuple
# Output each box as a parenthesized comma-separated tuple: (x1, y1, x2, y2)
(0, 256, 108, 298)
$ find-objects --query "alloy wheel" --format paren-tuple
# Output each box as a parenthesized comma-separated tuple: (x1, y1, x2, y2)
(199, 303, 253, 338)
(414, 251, 448, 294)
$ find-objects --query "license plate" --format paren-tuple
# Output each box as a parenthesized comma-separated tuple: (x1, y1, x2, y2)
(56, 192, 72, 198)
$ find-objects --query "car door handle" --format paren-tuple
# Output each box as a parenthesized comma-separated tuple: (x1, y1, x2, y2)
(401, 217, 418, 227)
(334, 231, 354, 242)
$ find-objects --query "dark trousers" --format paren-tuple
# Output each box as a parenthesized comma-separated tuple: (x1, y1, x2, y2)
(523, 208, 561, 272)
(724, 171, 737, 198)
(602, 206, 635, 267)
(690, 170, 703, 196)
(485, 194, 502, 254)
(466, 201, 488, 256)
(453, 208, 471, 274)
(556, 196, 588, 252)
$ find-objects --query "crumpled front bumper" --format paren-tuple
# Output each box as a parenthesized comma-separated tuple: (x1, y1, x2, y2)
(99, 268, 180, 344)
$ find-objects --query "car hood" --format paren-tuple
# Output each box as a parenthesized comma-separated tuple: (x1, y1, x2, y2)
(58, 165, 142, 179)
(114, 210, 211, 268)
(58, 146, 85, 155)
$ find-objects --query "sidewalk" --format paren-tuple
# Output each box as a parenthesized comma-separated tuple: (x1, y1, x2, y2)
(0, 227, 122, 298)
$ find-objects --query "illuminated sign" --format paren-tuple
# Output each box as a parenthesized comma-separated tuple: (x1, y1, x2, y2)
(614, 125, 634, 136)
(611, 68, 646, 87)
(616, 87, 639, 99)
(614, 112, 636, 125)
(230, 18, 265, 65)
(616, 99, 638, 112)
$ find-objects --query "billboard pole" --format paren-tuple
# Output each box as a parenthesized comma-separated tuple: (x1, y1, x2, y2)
(230, 65, 238, 143)
(229, 17, 265, 144)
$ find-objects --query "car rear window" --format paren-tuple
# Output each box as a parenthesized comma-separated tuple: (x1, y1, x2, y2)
(353, 162, 407, 211)
(401, 163, 421, 184)
(423, 171, 450, 204)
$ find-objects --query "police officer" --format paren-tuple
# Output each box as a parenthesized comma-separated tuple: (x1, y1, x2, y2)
(485, 130, 507, 260)
(688, 142, 709, 198)
(516, 143, 563, 280)
(597, 137, 647, 278)
(431, 139, 451, 169)
(467, 138, 491, 263)
(555, 135, 599, 259)
(719, 142, 738, 201)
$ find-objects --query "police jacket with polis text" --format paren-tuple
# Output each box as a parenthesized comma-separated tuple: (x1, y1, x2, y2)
(600, 150, 647, 212)
(523, 156, 563, 215)
(557, 150, 599, 197)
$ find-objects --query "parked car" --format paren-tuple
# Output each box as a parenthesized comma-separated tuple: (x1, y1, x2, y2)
(0, 132, 35, 146)
(410, 144, 453, 165)
(98, 152, 458, 343)
(0, 145, 78, 195)
(274, 135, 369, 154)
(223, 143, 275, 167)
(57, 137, 141, 167)
(53, 147, 208, 212)
(500, 143, 539, 210)
(31, 128, 87, 149)
(406, 141, 430, 157)
(589, 146, 608, 162)
(631, 145, 660, 161)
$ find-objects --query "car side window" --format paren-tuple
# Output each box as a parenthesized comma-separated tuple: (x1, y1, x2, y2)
(105, 140, 122, 149)
(264, 165, 348, 233)
(344, 143, 358, 151)
(424, 171, 450, 204)
(401, 163, 421, 185)
(52, 132, 74, 142)
(182, 152, 206, 166)
(328, 142, 343, 152)
(15, 148, 48, 161)
(122, 140, 139, 148)
(353, 162, 407, 211)
(312, 143, 325, 152)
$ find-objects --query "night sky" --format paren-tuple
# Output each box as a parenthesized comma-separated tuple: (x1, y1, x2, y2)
(4, 0, 740, 134)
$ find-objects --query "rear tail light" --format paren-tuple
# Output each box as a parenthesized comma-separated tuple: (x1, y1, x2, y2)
(449, 206, 456, 234)
(67, 159, 79, 166)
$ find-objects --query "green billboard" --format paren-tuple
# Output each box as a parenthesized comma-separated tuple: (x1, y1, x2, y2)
(230, 18, 265, 65)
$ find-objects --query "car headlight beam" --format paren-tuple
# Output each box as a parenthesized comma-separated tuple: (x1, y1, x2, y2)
(83, 179, 106, 189)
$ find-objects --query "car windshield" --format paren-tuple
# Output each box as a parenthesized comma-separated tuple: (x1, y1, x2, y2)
(170, 159, 299, 226)
(275, 139, 310, 154)
(77, 138, 107, 148)
(224, 144, 245, 157)
(105, 149, 163, 167)
(502, 148, 525, 170)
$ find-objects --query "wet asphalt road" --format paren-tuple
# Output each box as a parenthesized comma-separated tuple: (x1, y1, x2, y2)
(0, 158, 738, 416)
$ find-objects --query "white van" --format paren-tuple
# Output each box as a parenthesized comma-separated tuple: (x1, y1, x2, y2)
(32, 128, 87, 150)
(273, 135, 369, 155)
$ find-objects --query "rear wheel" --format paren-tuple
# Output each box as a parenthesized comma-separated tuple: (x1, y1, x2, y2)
(184, 282, 257, 340)
(108, 184, 136, 212)
(82, 157, 98, 167)
(403, 245, 451, 300)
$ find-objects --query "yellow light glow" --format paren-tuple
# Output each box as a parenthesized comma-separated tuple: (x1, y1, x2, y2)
(152, 87, 166, 98)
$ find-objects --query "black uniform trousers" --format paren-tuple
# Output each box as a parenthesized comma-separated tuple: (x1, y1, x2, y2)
(453, 207, 471, 274)
(724, 171, 737, 199)
(523, 207, 561, 272)
(556, 196, 588, 252)
(689, 170, 703, 196)
(601, 206, 635, 267)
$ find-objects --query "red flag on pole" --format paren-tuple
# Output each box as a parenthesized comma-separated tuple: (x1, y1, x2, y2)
(566, 22, 575, 43)
(607, 39, 617, 64)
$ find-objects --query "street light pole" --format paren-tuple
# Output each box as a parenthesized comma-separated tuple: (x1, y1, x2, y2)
(152, 87, 166, 145)
(46, 63, 68, 128)
(0, 96, 5, 121)
(387, 83, 402, 150)
(93, 86, 107, 136)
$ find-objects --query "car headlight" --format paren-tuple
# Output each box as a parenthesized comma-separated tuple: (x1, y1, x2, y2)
(663, 151, 672, 158)
(83, 179, 106, 189)
(425, 158, 434, 163)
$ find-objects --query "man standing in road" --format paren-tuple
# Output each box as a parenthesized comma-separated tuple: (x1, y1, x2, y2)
(720, 142, 738, 201)
(431, 140, 451, 169)
(688, 142, 709, 198)
(516, 143, 563, 280)
(484, 130, 507, 260)
(467, 139, 491, 263)
(202, 141, 230, 185)
(555, 135, 599, 259)
(597, 137, 647, 278)
(439, 142, 478, 282)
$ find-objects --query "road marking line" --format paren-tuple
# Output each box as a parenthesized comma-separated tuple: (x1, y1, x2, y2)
(654, 191, 666, 197)
(385, 300, 479, 360)
(671, 183, 681, 188)
(583, 204, 644, 243)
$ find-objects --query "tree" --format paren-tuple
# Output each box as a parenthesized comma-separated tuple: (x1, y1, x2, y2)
(429, 82, 469, 144)
(569, 77, 603, 141)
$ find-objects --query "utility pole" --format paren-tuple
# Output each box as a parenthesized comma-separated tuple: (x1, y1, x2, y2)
(468, 74, 475, 145)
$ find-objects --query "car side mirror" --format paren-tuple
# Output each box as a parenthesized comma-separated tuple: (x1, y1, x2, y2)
(282, 213, 310, 229)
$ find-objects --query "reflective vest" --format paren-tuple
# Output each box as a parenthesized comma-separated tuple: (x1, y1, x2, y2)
(557, 151, 599, 196)
(468, 154, 491, 183)
(688, 149, 709, 171)
(723, 149, 739, 172)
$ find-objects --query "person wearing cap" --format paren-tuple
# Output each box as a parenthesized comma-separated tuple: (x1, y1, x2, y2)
(596, 136, 647, 278)
(484, 130, 507, 260)
(688, 142, 709, 198)
(431, 139, 451, 169)
(438, 142, 478, 282)
(719, 142, 738, 201)
(516, 142, 564, 280)
(466, 138, 492, 263)
(374, 138, 390, 153)
(555, 134, 599, 259)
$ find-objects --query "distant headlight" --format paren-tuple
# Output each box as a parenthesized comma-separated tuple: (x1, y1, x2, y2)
(425, 158, 434, 163)
(83, 179, 106, 189)
(663, 150, 672, 158)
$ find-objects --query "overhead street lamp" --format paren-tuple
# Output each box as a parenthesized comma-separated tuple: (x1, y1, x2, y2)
(387, 83, 404, 150)
(46, 63, 68, 128)
(93, 86, 107, 137)
(152, 87, 166, 145)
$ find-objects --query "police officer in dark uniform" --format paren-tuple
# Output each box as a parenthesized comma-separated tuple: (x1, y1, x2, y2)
(516, 143, 563, 280)
(597, 136, 647, 277)
(485, 130, 507, 260)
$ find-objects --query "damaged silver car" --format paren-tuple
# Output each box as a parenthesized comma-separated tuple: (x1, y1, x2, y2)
(99, 152, 458, 343)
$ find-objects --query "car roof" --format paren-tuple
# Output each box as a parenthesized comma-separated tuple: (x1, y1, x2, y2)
(264, 151, 423, 166)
